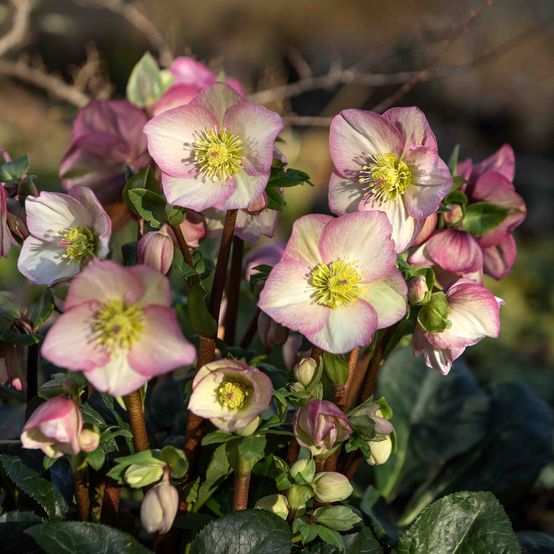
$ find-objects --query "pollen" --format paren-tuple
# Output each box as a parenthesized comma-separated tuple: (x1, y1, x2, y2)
(90, 300, 145, 352)
(193, 128, 243, 181)
(217, 380, 249, 410)
(309, 259, 362, 309)
(359, 153, 412, 202)
(58, 226, 96, 263)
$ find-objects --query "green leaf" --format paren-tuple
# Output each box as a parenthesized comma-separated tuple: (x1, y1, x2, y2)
(461, 202, 510, 237)
(26, 521, 151, 554)
(443, 189, 468, 208)
(447, 145, 460, 176)
(0, 154, 29, 183)
(160, 445, 189, 479)
(194, 443, 232, 511)
(393, 492, 521, 554)
(86, 448, 106, 471)
(0, 455, 68, 519)
(190, 509, 292, 554)
(313, 506, 362, 532)
(29, 288, 53, 328)
(201, 430, 235, 446)
(127, 188, 167, 227)
(317, 527, 344, 550)
(268, 167, 311, 188)
(123, 165, 161, 200)
(238, 435, 267, 468)
(187, 281, 218, 337)
(266, 186, 286, 211)
(126, 51, 170, 108)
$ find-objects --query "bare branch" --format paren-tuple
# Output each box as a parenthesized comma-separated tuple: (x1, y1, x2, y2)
(0, 0, 37, 58)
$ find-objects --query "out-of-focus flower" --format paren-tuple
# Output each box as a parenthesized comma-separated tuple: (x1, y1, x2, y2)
(0, 343, 26, 391)
(77, 428, 100, 453)
(140, 477, 179, 534)
(152, 56, 245, 116)
(244, 242, 285, 282)
(60, 100, 150, 206)
(258, 212, 407, 353)
(255, 494, 289, 520)
(413, 279, 501, 374)
(17, 187, 111, 286)
(21, 397, 82, 458)
(328, 107, 452, 252)
(366, 435, 393, 465)
(312, 472, 353, 502)
(258, 311, 289, 347)
(144, 83, 283, 212)
(138, 224, 174, 274)
(41, 260, 195, 396)
(293, 399, 351, 455)
(188, 359, 272, 432)
(457, 143, 515, 183)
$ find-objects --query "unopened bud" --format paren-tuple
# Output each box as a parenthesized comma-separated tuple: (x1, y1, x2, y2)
(294, 357, 317, 387)
(77, 429, 100, 453)
(137, 224, 174, 274)
(443, 204, 464, 226)
(418, 292, 451, 333)
(366, 435, 393, 466)
(290, 458, 315, 484)
(258, 311, 288, 347)
(140, 480, 179, 534)
(312, 472, 353, 503)
(255, 494, 289, 520)
(124, 463, 165, 488)
(408, 275, 429, 306)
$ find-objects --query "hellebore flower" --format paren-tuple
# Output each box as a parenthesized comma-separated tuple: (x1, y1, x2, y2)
(140, 478, 179, 534)
(258, 212, 407, 354)
(60, 100, 150, 206)
(293, 399, 352, 455)
(21, 396, 82, 458)
(137, 224, 175, 274)
(17, 187, 111, 286)
(188, 359, 272, 432)
(413, 279, 501, 374)
(312, 472, 353, 503)
(328, 107, 452, 252)
(367, 435, 393, 466)
(41, 260, 195, 396)
(294, 357, 318, 387)
(258, 311, 289, 347)
(144, 83, 283, 212)
(77, 428, 100, 453)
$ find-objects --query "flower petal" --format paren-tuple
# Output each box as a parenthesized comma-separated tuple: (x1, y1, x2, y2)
(190, 82, 244, 124)
(421, 229, 483, 274)
(283, 214, 331, 266)
(85, 353, 148, 396)
(361, 270, 407, 328)
(382, 107, 438, 150)
(473, 144, 515, 181)
(482, 235, 517, 280)
(217, 171, 268, 211)
(328, 170, 362, 215)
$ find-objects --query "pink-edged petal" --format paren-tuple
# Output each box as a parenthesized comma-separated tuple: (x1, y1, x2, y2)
(41, 301, 110, 371)
(319, 211, 396, 281)
(161, 172, 235, 212)
(258, 258, 328, 335)
(193, 359, 249, 388)
(329, 110, 403, 177)
(152, 84, 202, 116)
(171, 57, 215, 85)
(361, 270, 407, 328)
(310, 300, 378, 354)
(190, 82, 244, 124)
(128, 265, 172, 307)
(128, 305, 195, 376)
(283, 214, 331, 266)
(411, 213, 438, 248)
(424, 229, 483, 274)
(85, 354, 147, 396)
(235, 208, 278, 243)
(473, 144, 515, 181)
(189, 370, 230, 418)
(144, 104, 218, 177)
(382, 107, 438, 151)
(328, 170, 362, 215)
(65, 259, 145, 309)
(413, 327, 459, 375)
(482, 235, 517, 280)
(217, 171, 268, 210)
(457, 159, 473, 181)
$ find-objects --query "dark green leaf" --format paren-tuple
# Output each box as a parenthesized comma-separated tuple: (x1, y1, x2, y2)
(447, 145, 460, 177)
(0, 155, 29, 183)
(127, 188, 167, 227)
(187, 281, 217, 337)
(201, 431, 235, 446)
(266, 186, 286, 211)
(269, 167, 311, 188)
(29, 288, 53, 328)
(461, 202, 510, 237)
(443, 189, 468, 207)
(318, 527, 344, 550)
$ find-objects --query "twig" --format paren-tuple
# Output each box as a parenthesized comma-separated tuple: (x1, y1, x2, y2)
(123, 390, 150, 452)
(223, 236, 244, 346)
(0, 0, 36, 58)
(333, 347, 360, 412)
(171, 224, 194, 267)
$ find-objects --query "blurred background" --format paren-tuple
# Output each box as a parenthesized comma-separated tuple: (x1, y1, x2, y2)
(1, 0, 553, 534)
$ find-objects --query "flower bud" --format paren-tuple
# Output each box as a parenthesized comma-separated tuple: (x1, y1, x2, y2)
(294, 357, 317, 387)
(137, 224, 174, 274)
(366, 435, 393, 466)
(286, 484, 313, 510)
(177, 209, 207, 248)
(124, 463, 165, 488)
(417, 292, 451, 333)
(443, 204, 464, 226)
(140, 480, 179, 534)
(77, 429, 100, 453)
(312, 472, 353, 503)
(258, 311, 288, 348)
(255, 494, 289, 520)
(408, 275, 429, 306)
(290, 458, 316, 484)
(235, 416, 260, 437)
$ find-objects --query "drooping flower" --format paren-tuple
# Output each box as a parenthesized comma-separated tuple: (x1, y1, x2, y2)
(137, 224, 174, 274)
(293, 399, 352, 455)
(41, 260, 195, 396)
(60, 100, 150, 206)
(17, 187, 111, 286)
(258, 212, 407, 353)
(413, 279, 501, 374)
(140, 477, 179, 534)
(328, 107, 452, 252)
(144, 83, 283, 212)
(188, 359, 272, 432)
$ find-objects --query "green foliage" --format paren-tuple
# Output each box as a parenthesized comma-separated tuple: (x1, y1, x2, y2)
(0, 154, 29, 183)
(461, 202, 510, 237)
(126, 51, 173, 108)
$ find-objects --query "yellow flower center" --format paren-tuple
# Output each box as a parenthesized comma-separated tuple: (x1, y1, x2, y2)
(90, 300, 145, 352)
(193, 129, 242, 181)
(309, 259, 362, 309)
(359, 153, 412, 202)
(217, 380, 249, 410)
(59, 226, 96, 263)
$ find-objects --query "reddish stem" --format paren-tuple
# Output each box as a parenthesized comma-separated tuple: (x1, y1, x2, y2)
(123, 390, 150, 452)
(223, 236, 244, 346)
(232, 471, 251, 511)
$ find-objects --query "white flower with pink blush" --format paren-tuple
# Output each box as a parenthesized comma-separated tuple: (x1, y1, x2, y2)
(17, 187, 111, 286)
(41, 260, 195, 396)
(258, 212, 407, 354)
(144, 83, 283, 212)
(328, 107, 452, 252)
(413, 279, 502, 374)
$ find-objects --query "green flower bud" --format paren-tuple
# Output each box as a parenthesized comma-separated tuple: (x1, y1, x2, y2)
(290, 458, 316, 485)
(286, 484, 313, 510)
(443, 203, 464, 226)
(312, 472, 353, 503)
(294, 357, 318, 387)
(366, 435, 393, 466)
(124, 463, 164, 488)
(408, 275, 430, 306)
(255, 494, 289, 520)
(417, 291, 451, 333)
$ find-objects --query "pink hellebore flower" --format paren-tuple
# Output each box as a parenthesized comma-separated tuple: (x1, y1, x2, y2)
(258, 212, 407, 354)
(328, 107, 452, 252)
(144, 83, 283, 212)
(413, 279, 501, 374)
(17, 187, 111, 286)
(188, 359, 272, 432)
(153, 56, 245, 116)
(60, 100, 150, 206)
(41, 260, 196, 396)
(137, 224, 175, 274)
(20, 397, 82, 458)
(293, 399, 352, 456)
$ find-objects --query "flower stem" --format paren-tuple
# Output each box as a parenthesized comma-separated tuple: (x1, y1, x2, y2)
(123, 390, 150, 452)
(99, 477, 120, 526)
(24, 343, 39, 420)
(172, 224, 194, 267)
(240, 308, 260, 349)
(223, 236, 244, 346)
(333, 347, 360, 412)
(233, 464, 251, 511)
(74, 465, 90, 521)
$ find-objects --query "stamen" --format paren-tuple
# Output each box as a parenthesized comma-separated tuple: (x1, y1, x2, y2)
(217, 380, 249, 410)
(358, 153, 411, 203)
(309, 259, 362, 309)
(193, 128, 243, 181)
(58, 226, 96, 263)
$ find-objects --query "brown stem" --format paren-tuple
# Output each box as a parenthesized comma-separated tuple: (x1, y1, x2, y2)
(333, 347, 360, 412)
(360, 337, 386, 401)
(123, 390, 150, 452)
(223, 236, 244, 346)
(24, 343, 38, 420)
(75, 466, 90, 521)
(99, 477, 120, 526)
(340, 451, 362, 480)
(172, 224, 194, 267)
(240, 308, 260, 349)
(232, 470, 251, 511)
(286, 438, 300, 465)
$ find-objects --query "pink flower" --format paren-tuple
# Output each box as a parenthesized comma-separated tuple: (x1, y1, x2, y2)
(413, 280, 501, 374)
(138, 224, 174, 274)
(60, 100, 150, 206)
(41, 260, 195, 396)
(152, 57, 245, 116)
(17, 187, 111, 286)
(328, 107, 452, 252)
(188, 359, 272, 432)
(175, 209, 207, 248)
(258, 212, 407, 354)
(144, 83, 283, 212)
(293, 400, 352, 456)
(457, 144, 515, 183)
(21, 397, 82, 458)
